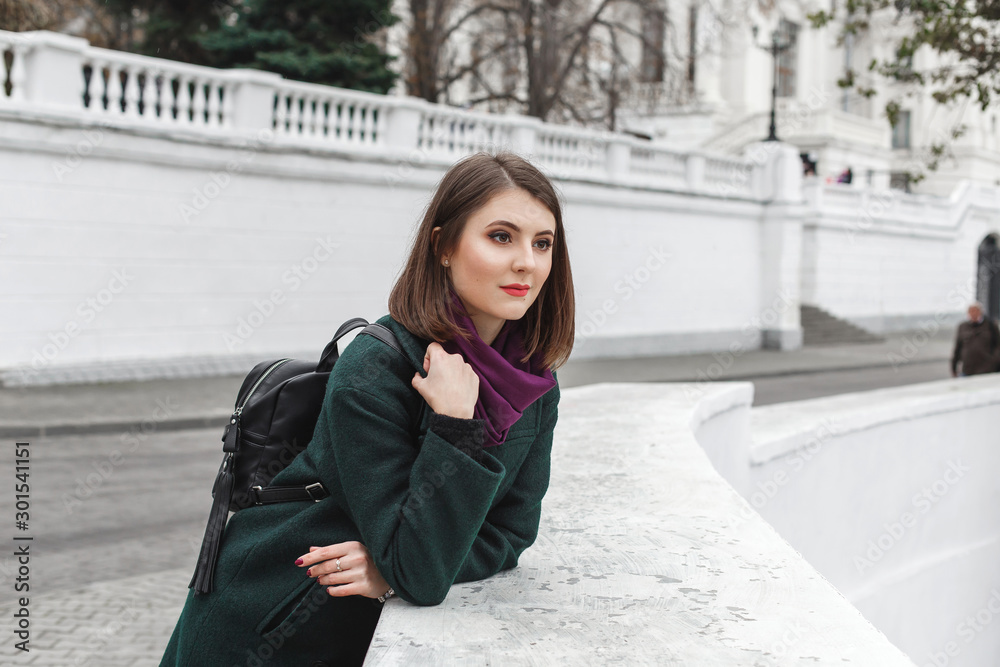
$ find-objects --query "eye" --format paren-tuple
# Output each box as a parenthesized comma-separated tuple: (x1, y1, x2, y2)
(534, 238, 553, 250)
(489, 231, 511, 243)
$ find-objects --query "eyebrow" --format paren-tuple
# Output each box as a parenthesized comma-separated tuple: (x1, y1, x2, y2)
(487, 220, 555, 237)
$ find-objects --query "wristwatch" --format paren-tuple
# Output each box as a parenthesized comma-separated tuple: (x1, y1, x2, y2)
(377, 587, 395, 603)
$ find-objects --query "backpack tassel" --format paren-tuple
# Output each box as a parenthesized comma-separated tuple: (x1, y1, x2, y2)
(189, 452, 235, 594)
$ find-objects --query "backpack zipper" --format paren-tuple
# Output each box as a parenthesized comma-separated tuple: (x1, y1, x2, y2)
(234, 358, 293, 418)
(223, 358, 293, 447)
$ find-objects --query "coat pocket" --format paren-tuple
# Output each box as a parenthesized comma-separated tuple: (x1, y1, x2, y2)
(255, 576, 326, 640)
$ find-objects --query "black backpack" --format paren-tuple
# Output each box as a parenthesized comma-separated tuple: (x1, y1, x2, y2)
(189, 317, 409, 594)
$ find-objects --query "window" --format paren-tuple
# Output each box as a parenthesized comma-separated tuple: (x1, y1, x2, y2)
(891, 110, 911, 149)
(640, 6, 666, 82)
(776, 19, 798, 98)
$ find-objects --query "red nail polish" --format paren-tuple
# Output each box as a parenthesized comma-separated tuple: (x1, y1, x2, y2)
(295, 559, 303, 566)
(306, 569, 312, 577)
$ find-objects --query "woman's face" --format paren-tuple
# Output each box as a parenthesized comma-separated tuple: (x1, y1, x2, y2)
(434, 188, 556, 345)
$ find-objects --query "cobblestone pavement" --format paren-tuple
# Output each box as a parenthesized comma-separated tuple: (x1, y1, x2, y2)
(0, 568, 188, 666)
(0, 427, 217, 666)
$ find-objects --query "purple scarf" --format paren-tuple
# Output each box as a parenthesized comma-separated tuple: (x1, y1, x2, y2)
(441, 287, 556, 447)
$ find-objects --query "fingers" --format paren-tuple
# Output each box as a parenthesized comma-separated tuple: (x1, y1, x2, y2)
(326, 582, 364, 598)
(306, 555, 350, 579)
(294, 541, 360, 569)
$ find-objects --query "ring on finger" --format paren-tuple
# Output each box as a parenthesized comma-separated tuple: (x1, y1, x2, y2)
(335, 558, 342, 572)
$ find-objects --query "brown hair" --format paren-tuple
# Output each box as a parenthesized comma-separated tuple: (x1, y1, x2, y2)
(388, 151, 575, 370)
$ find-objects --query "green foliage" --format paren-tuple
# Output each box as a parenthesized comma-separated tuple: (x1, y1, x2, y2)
(103, 0, 219, 64)
(94, 0, 398, 93)
(196, 0, 398, 93)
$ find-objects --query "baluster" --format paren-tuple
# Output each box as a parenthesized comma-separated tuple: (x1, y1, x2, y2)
(175, 75, 191, 124)
(318, 99, 330, 138)
(348, 104, 361, 143)
(365, 106, 378, 145)
(148, 69, 163, 120)
(220, 81, 235, 129)
(8, 43, 26, 103)
(306, 96, 319, 137)
(372, 104, 384, 143)
(107, 63, 125, 114)
(340, 103, 352, 141)
(190, 77, 205, 125)
(206, 80, 221, 128)
(80, 60, 95, 110)
(291, 94, 305, 135)
(90, 60, 107, 112)
(274, 91, 288, 134)
(122, 66, 140, 118)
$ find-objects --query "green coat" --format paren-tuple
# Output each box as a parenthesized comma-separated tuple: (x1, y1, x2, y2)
(160, 314, 560, 666)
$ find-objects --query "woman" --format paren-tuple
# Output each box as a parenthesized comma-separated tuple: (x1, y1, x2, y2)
(160, 151, 575, 666)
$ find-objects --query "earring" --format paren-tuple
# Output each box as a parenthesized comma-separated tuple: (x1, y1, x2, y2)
(443, 259, 449, 266)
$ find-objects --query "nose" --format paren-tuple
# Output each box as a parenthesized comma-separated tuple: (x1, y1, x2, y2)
(512, 241, 536, 273)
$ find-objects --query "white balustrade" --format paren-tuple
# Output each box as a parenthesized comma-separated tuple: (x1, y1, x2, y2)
(704, 154, 757, 197)
(0, 27, 768, 198)
(533, 125, 608, 176)
(416, 108, 512, 157)
(0, 31, 28, 104)
(81, 47, 232, 126)
(630, 144, 688, 186)
(273, 81, 387, 146)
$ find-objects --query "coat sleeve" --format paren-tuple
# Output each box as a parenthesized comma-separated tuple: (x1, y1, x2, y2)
(322, 383, 507, 607)
(453, 378, 559, 584)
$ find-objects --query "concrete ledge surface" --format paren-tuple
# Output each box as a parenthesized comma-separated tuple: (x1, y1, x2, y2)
(367, 382, 915, 666)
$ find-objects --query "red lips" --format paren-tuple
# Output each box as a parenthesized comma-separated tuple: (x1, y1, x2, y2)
(500, 285, 529, 296)
(501, 283, 529, 289)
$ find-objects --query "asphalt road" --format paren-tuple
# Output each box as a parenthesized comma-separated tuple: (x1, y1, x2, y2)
(0, 427, 220, 591)
(749, 359, 953, 405)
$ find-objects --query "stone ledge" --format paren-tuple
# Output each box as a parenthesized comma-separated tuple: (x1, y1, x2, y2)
(367, 382, 915, 665)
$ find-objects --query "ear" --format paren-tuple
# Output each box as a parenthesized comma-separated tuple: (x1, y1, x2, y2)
(431, 226, 447, 264)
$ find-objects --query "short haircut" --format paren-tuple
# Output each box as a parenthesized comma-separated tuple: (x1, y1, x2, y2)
(388, 151, 575, 370)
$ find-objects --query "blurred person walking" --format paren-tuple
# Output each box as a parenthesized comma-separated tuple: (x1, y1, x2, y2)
(951, 302, 1000, 377)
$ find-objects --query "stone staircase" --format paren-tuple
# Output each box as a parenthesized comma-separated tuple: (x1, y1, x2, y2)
(800, 305, 885, 346)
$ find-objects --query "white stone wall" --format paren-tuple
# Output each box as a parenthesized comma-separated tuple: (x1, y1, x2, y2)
(801, 180, 1000, 332)
(0, 106, 787, 383)
(739, 374, 1000, 667)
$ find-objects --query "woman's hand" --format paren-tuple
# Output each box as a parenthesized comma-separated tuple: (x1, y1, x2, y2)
(411, 342, 479, 419)
(296, 541, 391, 599)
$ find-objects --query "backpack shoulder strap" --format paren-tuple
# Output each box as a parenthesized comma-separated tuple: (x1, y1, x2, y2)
(359, 323, 405, 357)
(359, 322, 428, 435)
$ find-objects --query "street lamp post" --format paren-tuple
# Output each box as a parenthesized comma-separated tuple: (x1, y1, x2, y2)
(752, 23, 794, 142)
